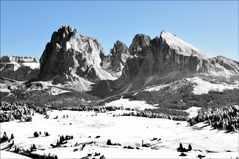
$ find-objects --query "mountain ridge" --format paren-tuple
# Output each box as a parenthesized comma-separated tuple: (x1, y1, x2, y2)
(1, 25, 238, 95)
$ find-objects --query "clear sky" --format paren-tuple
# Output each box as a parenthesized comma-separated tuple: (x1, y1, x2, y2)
(1, 1, 238, 60)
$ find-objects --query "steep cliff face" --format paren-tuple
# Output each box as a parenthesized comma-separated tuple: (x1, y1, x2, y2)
(91, 31, 239, 96)
(129, 34, 151, 56)
(2, 26, 238, 94)
(0, 56, 39, 81)
(119, 32, 238, 90)
(101, 40, 130, 77)
(37, 26, 115, 91)
(110, 40, 130, 72)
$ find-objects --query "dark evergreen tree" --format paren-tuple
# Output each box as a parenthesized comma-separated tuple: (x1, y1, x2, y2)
(34, 131, 39, 137)
(188, 144, 192, 151)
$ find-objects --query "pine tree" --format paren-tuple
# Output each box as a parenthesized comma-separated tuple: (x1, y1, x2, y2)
(34, 131, 39, 137)
(10, 134, 14, 140)
(188, 144, 192, 151)
(177, 143, 183, 152)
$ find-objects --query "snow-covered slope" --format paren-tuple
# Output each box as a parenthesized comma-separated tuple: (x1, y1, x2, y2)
(143, 76, 239, 95)
(1, 150, 31, 159)
(161, 32, 209, 58)
(188, 77, 239, 95)
(1, 110, 238, 158)
(105, 98, 156, 110)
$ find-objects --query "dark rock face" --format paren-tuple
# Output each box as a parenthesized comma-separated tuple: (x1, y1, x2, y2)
(110, 40, 130, 72)
(37, 26, 114, 90)
(129, 34, 151, 56)
(0, 56, 39, 81)
(121, 32, 238, 89)
(2, 26, 238, 94)
(92, 31, 239, 96)
(101, 40, 130, 77)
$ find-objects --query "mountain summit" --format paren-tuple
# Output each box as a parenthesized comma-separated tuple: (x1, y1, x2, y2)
(37, 25, 115, 91)
(1, 25, 238, 94)
(160, 31, 209, 58)
(92, 30, 239, 97)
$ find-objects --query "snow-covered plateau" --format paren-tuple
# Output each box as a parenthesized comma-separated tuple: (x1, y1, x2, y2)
(1, 109, 238, 159)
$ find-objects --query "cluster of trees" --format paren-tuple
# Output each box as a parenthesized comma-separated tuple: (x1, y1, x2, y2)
(33, 131, 50, 138)
(0, 101, 32, 122)
(106, 139, 121, 146)
(176, 143, 192, 157)
(188, 105, 239, 132)
(24, 152, 58, 159)
(177, 143, 192, 152)
(3, 88, 99, 109)
(0, 132, 14, 143)
(51, 135, 73, 148)
(13, 144, 58, 159)
(0, 101, 51, 122)
(54, 105, 122, 113)
(123, 84, 238, 111)
(121, 108, 188, 121)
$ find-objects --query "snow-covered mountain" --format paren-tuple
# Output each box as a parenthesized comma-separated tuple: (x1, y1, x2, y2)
(0, 56, 39, 81)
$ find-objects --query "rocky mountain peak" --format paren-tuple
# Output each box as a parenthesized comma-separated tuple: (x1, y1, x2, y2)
(92, 31, 239, 96)
(129, 34, 151, 54)
(109, 40, 130, 72)
(160, 31, 209, 58)
(37, 26, 115, 91)
(50, 25, 76, 44)
(112, 40, 129, 56)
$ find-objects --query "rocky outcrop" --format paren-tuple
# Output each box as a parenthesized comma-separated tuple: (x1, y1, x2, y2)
(110, 40, 130, 72)
(0, 56, 39, 81)
(37, 26, 115, 91)
(2, 26, 238, 94)
(91, 31, 239, 96)
(129, 34, 151, 56)
(208, 56, 239, 77)
(102, 40, 130, 77)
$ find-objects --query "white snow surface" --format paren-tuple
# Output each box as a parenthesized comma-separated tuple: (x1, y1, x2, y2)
(1, 110, 238, 158)
(185, 107, 201, 118)
(49, 87, 70, 95)
(0, 150, 31, 159)
(9, 61, 21, 71)
(105, 98, 156, 110)
(161, 32, 209, 58)
(144, 84, 170, 92)
(1, 56, 39, 71)
(22, 62, 40, 69)
(188, 77, 239, 95)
